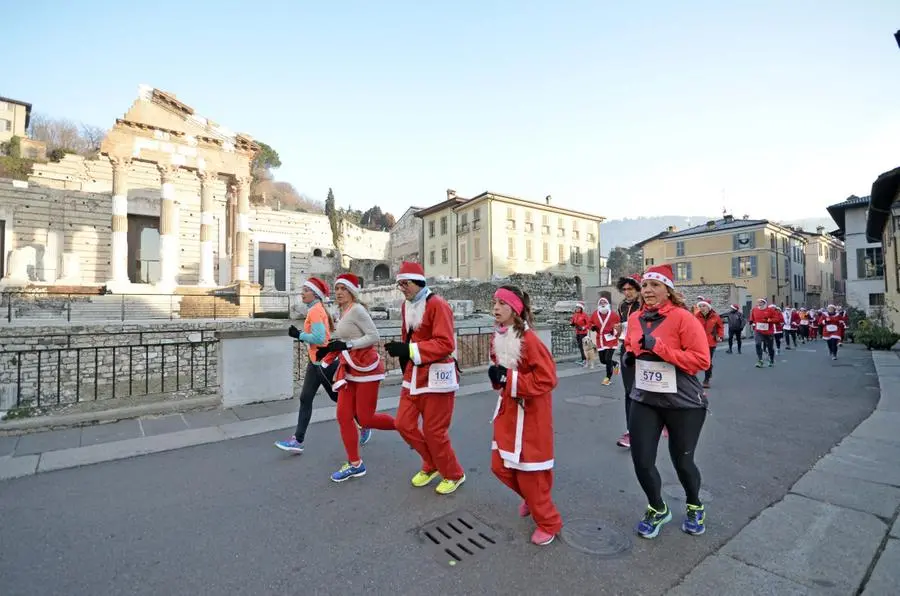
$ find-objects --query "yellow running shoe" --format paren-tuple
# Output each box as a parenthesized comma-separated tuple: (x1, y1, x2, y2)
(411, 470, 439, 488)
(435, 474, 467, 495)
(602, 377, 611, 386)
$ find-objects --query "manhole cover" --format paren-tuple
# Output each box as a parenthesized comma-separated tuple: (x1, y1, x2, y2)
(561, 518, 632, 557)
(416, 510, 501, 566)
(662, 484, 714, 503)
(564, 395, 616, 407)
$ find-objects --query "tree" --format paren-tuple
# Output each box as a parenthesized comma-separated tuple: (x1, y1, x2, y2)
(28, 113, 105, 155)
(251, 141, 281, 181)
(359, 206, 397, 231)
(607, 245, 643, 280)
(325, 188, 343, 251)
(1, 136, 21, 158)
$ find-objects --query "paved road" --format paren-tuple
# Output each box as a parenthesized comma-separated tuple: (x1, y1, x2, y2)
(1, 344, 878, 595)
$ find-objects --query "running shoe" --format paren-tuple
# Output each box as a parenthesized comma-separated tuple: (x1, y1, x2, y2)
(519, 501, 531, 517)
(768, 360, 775, 368)
(435, 475, 466, 495)
(602, 377, 611, 386)
(331, 461, 366, 482)
(755, 360, 764, 368)
(613, 363, 620, 376)
(832, 356, 837, 361)
(636, 504, 672, 539)
(682, 504, 706, 535)
(274, 437, 304, 454)
(616, 432, 631, 448)
(702, 380, 711, 389)
(359, 428, 373, 446)
(411, 470, 439, 488)
(531, 528, 555, 546)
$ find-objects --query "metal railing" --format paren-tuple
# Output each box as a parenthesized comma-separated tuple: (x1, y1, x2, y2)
(0, 291, 293, 323)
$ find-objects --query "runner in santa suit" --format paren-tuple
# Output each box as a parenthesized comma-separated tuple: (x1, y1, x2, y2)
(821, 304, 846, 360)
(570, 303, 590, 366)
(783, 306, 799, 350)
(590, 297, 620, 386)
(489, 285, 563, 546)
(750, 298, 778, 368)
(808, 310, 819, 342)
(694, 300, 724, 389)
(623, 264, 711, 539)
(770, 305, 784, 356)
(386, 261, 466, 495)
(798, 308, 810, 343)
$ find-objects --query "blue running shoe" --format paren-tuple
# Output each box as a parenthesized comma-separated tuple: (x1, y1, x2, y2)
(331, 461, 367, 482)
(274, 438, 304, 454)
(636, 504, 672, 539)
(682, 504, 706, 535)
(359, 428, 373, 446)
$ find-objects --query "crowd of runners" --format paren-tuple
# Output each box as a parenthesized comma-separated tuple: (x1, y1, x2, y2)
(269, 258, 846, 548)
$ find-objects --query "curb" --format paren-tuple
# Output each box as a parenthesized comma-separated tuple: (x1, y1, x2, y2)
(0, 359, 592, 480)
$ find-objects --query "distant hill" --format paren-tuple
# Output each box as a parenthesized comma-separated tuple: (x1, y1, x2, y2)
(600, 215, 837, 256)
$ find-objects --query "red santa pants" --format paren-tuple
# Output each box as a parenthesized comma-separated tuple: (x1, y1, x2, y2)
(491, 451, 563, 534)
(396, 393, 465, 480)
(336, 381, 396, 463)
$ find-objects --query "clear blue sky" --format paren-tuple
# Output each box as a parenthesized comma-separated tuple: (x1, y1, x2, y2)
(5, 0, 900, 220)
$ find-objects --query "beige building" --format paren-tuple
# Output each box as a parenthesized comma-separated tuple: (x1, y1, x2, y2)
(800, 228, 846, 308)
(637, 216, 809, 308)
(865, 165, 900, 329)
(0, 96, 30, 143)
(416, 191, 605, 284)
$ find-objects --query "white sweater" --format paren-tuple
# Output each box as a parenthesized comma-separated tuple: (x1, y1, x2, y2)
(334, 303, 380, 349)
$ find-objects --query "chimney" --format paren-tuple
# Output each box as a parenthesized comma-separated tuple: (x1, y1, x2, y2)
(743, 214, 749, 220)
(666, 225, 677, 233)
(706, 220, 716, 229)
(724, 214, 734, 223)
(447, 189, 456, 200)
(816, 225, 825, 234)
(545, 194, 552, 205)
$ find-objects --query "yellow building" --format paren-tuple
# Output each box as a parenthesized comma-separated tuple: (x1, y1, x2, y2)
(865, 165, 900, 329)
(416, 190, 605, 284)
(636, 215, 809, 307)
(800, 228, 846, 308)
(0, 96, 30, 143)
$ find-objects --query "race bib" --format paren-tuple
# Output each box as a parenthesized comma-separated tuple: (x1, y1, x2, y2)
(635, 360, 677, 394)
(826, 324, 839, 333)
(800, 320, 809, 325)
(756, 323, 769, 331)
(428, 362, 457, 390)
(604, 334, 617, 342)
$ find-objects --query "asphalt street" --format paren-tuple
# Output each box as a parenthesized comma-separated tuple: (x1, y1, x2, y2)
(0, 343, 879, 596)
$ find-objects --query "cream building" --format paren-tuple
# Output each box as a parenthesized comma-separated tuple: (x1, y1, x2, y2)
(417, 191, 605, 284)
(800, 228, 846, 308)
(865, 165, 900, 329)
(0, 96, 29, 143)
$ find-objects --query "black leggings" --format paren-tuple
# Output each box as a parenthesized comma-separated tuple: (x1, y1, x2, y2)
(576, 334, 587, 361)
(620, 344, 634, 429)
(727, 328, 743, 352)
(630, 401, 707, 509)
(703, 346, 715, 382)
(599, 349, 618, 378)
(827, 338, 840, 357)
(755, 332, 774, 362)
(774, 333, 782, 350)
(785, 329, 797, 347)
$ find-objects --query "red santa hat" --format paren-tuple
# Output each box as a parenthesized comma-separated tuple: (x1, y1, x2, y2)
(730, 304, 739, 310)
(697, 295, 707, 302)
(756, 297, 768, 304)
(597, 297, 610, 307)
(642, 264, 675, 289)
(335, 273, 361, 296)
(397, 261, 426, 283)
(575, 301, 585, 310)
(697, 300, 711, 309)
(302, 277, 330, 302)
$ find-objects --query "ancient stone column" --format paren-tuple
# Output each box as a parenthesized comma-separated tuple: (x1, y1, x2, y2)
(157, 164, 180, 288)
(198, 170, 217, 286)
(109, 156, 131, 285)
(233, 176, 251, 282)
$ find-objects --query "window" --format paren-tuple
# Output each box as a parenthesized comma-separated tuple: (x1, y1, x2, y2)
(506, 206, 516, 230)
(507, 219, 517, 230)
(558, 244, 566, 264)
(782, 238, 788, 254)
(572, 220, 579, 231)
(542, 224, 551, 235)
(429, 250, 435, 265)
(732, 255, 758, 278)
(572, 246, 582, 266)
(587, 233, 596, 243)
(770, 234, 776, 250)
(440, 216, 447, 236)
(525, 211, 533, 222)
(645, 257, 655, 266)
(441, 248, 448, 264)
(674, 262, 692, 281)
(733, 232, 755, 250)
(557, 227, 565, 238)
(770, 254, 777, 278)
(0, 119, 10, 132)
(588, 248, 595, 266)
(473, 208, 481, 230)
(543, 242, 550, 262)
(428, 220, 435, 238)
(676, 241, 685, 257)
(857, 247, 884, 279)
(525, 239, 533, 260)
(557, 217, 565, 237)
(525, 221, 534, 233)
(507, 237, 516, 259)
(572, 230, 580, 240)
(474, 238, 481, 259)
(458, 240, 467, 265)
(870, 293, 886, 306)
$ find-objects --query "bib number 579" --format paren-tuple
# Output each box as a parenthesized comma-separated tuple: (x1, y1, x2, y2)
(642, 370, 663, 382)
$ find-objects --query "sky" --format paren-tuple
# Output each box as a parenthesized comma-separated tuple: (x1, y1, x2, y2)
(5, 1, 900, 221)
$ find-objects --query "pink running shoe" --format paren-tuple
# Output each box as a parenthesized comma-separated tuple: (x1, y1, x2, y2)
(519, 501, 530, 517)
(616, 432, 631, 448)
(531, 528, 555, 546)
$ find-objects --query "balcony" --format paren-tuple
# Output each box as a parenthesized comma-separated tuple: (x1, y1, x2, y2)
(456, 222, 470, 234)
(473, 219, 481, 230)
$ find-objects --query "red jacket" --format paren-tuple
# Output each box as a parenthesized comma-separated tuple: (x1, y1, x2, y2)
(401, 292, 459, 396)
(769, 307, 783, 333)
(570, 311, 590, 335)
(590, 309, 621, 350)
(491, 327, 557, 471)
(821, 313, 846, 340)
(749, 306, 779, 336)
(694, 310, 724, 347)
(624, 303, 711, 375)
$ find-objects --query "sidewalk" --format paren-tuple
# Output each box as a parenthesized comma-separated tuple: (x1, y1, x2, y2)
(0, 358, 588, 481)
(667, 349, 900, 596)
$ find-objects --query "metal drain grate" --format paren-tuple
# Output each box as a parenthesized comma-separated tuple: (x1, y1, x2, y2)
(418, 511, 500, 566)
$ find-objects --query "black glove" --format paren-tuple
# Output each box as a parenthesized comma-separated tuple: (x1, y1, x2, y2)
(640, 333, 657, 351)
(570, 322, 576, 327)
(591, 326, 599, 332)
(315, 347, 330, 361)
(326, 340, 348, 353)
(385, 341, 409, 358)
(488, 364, 508, 386)
(288, 325, 300, 339)
(623, 352, 635, 368)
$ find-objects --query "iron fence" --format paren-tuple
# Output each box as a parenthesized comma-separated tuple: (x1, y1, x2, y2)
(374, 326, 495, 373)
(0, 291, 292, 323)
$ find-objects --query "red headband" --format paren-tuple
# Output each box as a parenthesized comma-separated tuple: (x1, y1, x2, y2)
(494, 288, 524, 316)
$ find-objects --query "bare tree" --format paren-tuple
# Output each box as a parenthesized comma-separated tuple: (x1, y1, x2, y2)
(27, 113, 107, 155)
(80, 124, 106, 152)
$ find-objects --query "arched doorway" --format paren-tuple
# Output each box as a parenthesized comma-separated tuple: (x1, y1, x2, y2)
(373, 263, 390, 282)
(313, 248, 323, 257)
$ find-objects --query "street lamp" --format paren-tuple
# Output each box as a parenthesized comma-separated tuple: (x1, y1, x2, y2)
(895, 30, 900, 49)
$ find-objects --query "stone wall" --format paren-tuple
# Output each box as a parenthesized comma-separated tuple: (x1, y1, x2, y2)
(0, 319, 295, 410)
(390, 208, 421, 270)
